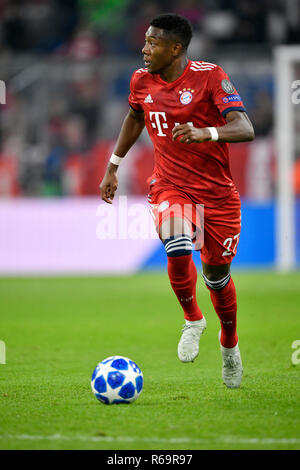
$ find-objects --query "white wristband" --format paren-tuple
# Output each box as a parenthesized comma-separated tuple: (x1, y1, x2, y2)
(110, 153, 123, 166)
(207, 127, 219, 142)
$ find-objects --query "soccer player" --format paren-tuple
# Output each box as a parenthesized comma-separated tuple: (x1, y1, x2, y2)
(100, 13, 254, 388)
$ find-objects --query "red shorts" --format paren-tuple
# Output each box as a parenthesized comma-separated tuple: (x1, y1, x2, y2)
(148, 181, 241, 266)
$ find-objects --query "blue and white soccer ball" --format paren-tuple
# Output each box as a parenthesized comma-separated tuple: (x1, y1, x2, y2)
(91, 355, 143, 405)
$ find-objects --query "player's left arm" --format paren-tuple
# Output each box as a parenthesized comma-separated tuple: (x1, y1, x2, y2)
(172, 110, 255, 144)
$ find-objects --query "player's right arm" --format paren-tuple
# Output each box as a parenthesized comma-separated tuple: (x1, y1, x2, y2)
(99, 108, 145, 204)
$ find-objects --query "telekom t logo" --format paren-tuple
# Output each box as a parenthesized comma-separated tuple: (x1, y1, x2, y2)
(149, 112, 194, 137)
(149, 111, 168, 136)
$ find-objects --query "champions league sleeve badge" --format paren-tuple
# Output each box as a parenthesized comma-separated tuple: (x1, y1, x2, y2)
(221, 79, 235, 94)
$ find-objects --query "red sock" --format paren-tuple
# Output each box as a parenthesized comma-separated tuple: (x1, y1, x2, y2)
(167, 254, 203, 321)
(206, 277, 238, 348)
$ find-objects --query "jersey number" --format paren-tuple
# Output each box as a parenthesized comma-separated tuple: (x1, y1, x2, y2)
(222, 233, 240, 257)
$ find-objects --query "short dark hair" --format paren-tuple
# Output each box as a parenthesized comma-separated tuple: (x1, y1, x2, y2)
(150, 13, 193, 50)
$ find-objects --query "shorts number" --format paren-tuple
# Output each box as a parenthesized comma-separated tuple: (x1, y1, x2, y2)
(222, 233, 240, 257)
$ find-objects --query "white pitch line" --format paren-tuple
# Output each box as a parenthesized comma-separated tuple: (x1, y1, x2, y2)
(0, 434, 300, 445)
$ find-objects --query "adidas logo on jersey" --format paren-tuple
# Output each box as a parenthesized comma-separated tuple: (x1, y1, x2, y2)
(144, 94, 153, 103)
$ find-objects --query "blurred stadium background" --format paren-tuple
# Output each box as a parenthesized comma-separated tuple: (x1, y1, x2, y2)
(0, 0, 300, 274)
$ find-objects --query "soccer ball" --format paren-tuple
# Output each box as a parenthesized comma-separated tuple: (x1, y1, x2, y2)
(91, 355, 143, 404)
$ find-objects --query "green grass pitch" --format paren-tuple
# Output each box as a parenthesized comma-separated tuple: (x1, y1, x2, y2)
(0, 271, 300, 450)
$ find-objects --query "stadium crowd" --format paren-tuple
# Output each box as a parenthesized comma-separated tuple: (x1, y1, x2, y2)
(0, 0, 299, 197)
(1, 0, 299, 54)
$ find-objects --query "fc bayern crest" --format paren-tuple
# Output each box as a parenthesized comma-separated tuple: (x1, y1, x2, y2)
(179, 88, 194, 105)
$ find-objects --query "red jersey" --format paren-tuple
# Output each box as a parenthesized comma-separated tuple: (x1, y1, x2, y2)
(128, 60, 246, 207)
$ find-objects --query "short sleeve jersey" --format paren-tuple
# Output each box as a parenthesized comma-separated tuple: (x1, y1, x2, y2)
(128, 60, 246, 206)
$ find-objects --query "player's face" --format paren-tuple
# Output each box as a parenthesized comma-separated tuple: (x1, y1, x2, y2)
(142, 26, 177, 74)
